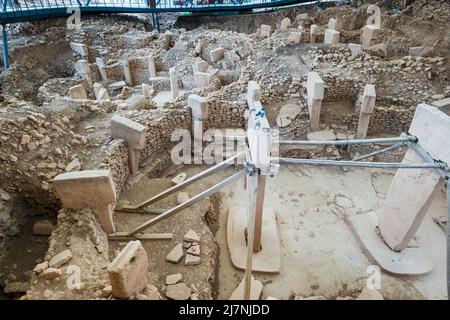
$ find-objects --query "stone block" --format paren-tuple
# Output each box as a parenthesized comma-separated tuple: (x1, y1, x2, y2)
(110, 115, 147, 150)
(280, 17, 291, 30)
(260, 24, 272, 38)
(188, 94, 208, 121)
(324, 29, 340, 44)
(210, 47, 225, 63)
(70, 42, 88, 57)
(68, 84, 87, 100)
(108, 240, 149, 299)
(288, 32, 302, 44)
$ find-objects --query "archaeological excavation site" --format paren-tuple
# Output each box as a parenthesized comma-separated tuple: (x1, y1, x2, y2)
(0, 0, 449, 304)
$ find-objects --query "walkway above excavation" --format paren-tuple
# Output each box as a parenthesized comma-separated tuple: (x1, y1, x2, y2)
(0, 0, 317, 24)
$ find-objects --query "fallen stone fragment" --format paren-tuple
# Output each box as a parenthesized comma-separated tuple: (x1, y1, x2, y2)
(356, 287, 384, 300)
(171, 172, 187, 185)
(166, 273, 183, 285)
(176, 192, 190, 204)
(186, 245, 200, 256)
(41, 268, 63, 280)
(184, 254, 201, 266)
(49, 249, 73, 268)
(65, 158, 81, 172)
(166, 243, 184, 264)
(4, 282, 30, 294)
(183, 230, 201, 242)
(32, 219, 56, 236)
(33, 261, 49, 274)
(166, 283, 192, 300)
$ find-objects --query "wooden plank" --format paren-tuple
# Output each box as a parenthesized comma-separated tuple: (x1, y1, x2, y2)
(108, 232, 173, 241)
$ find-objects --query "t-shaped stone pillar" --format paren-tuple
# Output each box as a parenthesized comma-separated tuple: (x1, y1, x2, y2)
(356, 84, 376, 139)
(96, 57, 108, 83)
(107, 240, 149, 299)
(148, 54, 157, 78)
(260, 24, 272, 38)
(111, 115, 147, 174)
(188, 95, 208, 165)
(309, 24, 320, 44)
(280, 17, 291, 30)
(93, 82, 110, 102)
(70, 42, 88, 58)
(361, 25, 380, 49)
(169, 67, 179, 100)
(306, 72, 325, 131)
(74, 60, 92, 85)
(324, 29, 340, 45)
(122, 58, 133, 87)
(53, 170, 117, 233)
(379, 104, 450, 251)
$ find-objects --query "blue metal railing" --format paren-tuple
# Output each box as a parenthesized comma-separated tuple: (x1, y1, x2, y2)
(0, 0, 316, 24)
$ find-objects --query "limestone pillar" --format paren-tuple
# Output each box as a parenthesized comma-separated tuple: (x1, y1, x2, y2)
(280, 17, 291, 30)
(379, 104, 450, 251)
(74, 60, 92, 85)
(356, 84, 376, 139)
(148, 53, 157, 78)
(210, 47, 225, 63)
(169, 67, 179, 100)
(288, 32, 302, 44)
(188, 95, 208, 165)
(306, 72, 324, 131)
(361, 25, 380, 49)
(122, 57, 133, 87)
(68, 84, 87, 100)
(53, 170, 117, 233)
(96, 57, 107, 82)
(260, 24, 272, 38)
(93, 82, 109, 102)
(70, 42, 88, 58)
(111, 115, 147, 174)
(309, 24, 320, 44)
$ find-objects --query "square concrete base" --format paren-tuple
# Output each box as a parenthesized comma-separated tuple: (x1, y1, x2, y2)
(229, 276, 263, 300)
(347, 211, 433, 275)
(227, 206, 281, 273)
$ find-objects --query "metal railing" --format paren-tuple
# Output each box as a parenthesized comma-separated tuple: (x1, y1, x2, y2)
(0, 0, 316, 24)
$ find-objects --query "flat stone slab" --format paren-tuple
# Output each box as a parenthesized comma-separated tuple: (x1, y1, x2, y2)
(227, 206, 281, 273)
(229, 276, 263, 300)
(307, 130, 336, 141)
(184, 254, 201, 266)
(276, 104, 301, 128)
(166, 273, 183, 285)
(49, 249, 73, 268)
(183, 229, 201, 242)
(166, 283, 191, 300)
(166, 243, 184, 264)
(347, 211, 433, 275)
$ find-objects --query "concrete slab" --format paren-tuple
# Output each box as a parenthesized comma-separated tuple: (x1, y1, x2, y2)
(227, 206, 281, 273)
(348, 211, 433, 275)
(229, 276, 263, 300)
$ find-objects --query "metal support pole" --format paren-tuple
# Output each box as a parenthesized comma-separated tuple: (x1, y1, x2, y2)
(127, 168, 246, 236)
(122, 152, 242, 211)
(253, 174, 266, 252)
(2, 25, 9, 70)
(353, 143, 405, 161)
(447, 179, 450, 300)
(278, 135, 416, 147)
(155, 13, 160, 32)
(244, 169, 258, 300)
(274, 157, 447, 170)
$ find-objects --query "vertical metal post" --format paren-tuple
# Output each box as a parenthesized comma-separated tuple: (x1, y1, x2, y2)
(2, 25, 8, 70)
(155, 13, 160, 32)
(244, 168, 258, 300)
(446, 178, 450, 299)
(151, 12, 156, 27)
(253, 173, 266, 252)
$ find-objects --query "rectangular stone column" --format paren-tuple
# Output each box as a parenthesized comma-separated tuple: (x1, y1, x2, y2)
(108, 240, 149, 299)
(280, 17, 291, 30)
(247, 81, 262, 108)
(70, 42, 88, 58)
(122, 58, 133, 87)
(361, 25, 380, 49)
(68, 84, 87, 100)
(74, 60, 92, 85)
(379, 104, 450, 251)
(53, 170, 117, 233)
(260, 24, 272, 38)
(309, 25, 320, 44)
(188, 95, 208, 165)
(210, 47, 225, 63)
(356, 84, 376, 139)
(96, 57, 108, 82)
(93, 82, 110, 102)
(169, 67, 179, 100)
(306, 72, 324, 131)
(288, 32, 302, 44)
(324, 29, 340, 44)
(148, 54, 157, 78)
(111, 115, 147, 174)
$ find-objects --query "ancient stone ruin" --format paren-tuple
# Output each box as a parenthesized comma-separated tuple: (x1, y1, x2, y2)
(0, 0, 449, 303)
